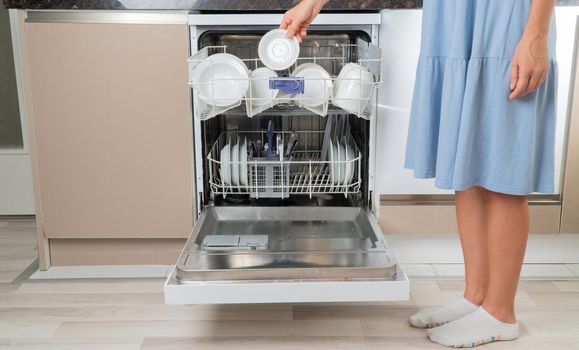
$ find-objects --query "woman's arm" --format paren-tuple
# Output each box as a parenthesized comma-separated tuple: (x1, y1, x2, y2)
(280, 0, 328, 42)
(509, 0, 556, 100)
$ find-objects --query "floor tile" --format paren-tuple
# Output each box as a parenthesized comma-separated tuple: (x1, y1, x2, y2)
(365, 336, 444, 350)
(518, 310, 579, 338)
(0, 320, 61, 339)
(553, 281, 579, 292)
(565, 264, 579, 276)
(15, 281, 164, 294)
(526, 292, 579, 310)
(0, 304, 293, 322)
(141, 336, 366, 350)
(520, 264, 575, 278)
(399, 264, 437, 277)
(53, 320, 364, 338)
(409, 281, 440, 293)
(0, 337, 143, 350)
(0, 292, 165, 308)
(432, 264, 465, 277)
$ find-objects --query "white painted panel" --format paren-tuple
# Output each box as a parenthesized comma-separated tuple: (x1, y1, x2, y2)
(0, 154, 35, 215)
(376, 9, 448, 194)
(554, 7, 579, 193)
(377, 8, 579, 195)
(165, 268, 409, 304)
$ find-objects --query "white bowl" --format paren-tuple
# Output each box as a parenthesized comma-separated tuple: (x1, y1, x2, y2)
(191, 53, 249, 107)
(291, 63, 332, 108)
(258, 29, 300, 71)
(333, 64, 374, 115)
(334, 63, 360, 91)
(249, 67, 279, 106)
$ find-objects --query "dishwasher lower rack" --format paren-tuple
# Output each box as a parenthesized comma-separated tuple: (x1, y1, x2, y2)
(207, 131, 362, 199)
(188, 43, 381, 120)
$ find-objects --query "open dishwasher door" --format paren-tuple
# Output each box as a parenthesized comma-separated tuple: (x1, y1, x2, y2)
(165, 206, 408, 304)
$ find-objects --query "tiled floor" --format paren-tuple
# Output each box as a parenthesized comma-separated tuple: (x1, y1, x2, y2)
(1, 220, 579, 349)
(400, 263, 579, 279)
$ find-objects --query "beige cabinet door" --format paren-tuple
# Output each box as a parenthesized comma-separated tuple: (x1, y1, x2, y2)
(25, 21, 193, 238)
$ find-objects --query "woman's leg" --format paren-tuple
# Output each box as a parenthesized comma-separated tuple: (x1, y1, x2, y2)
(480, 190, 529, 324)
(408, 187, 488, 328)
(428, 188, 527, 347)
(455, 187, 490, 306)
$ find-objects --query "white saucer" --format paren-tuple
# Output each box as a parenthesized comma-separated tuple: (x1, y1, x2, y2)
(258, 29, 300, 71)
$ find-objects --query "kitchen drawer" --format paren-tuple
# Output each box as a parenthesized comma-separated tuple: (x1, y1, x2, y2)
(164, 206, 409, 304)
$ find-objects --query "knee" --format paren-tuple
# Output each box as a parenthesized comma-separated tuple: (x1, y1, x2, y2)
(480, 187, 527, 205)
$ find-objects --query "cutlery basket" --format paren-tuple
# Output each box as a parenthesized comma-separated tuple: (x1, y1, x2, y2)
(248, 157, 291, 199)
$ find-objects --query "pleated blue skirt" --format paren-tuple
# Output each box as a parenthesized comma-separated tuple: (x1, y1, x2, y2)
(404, 0, 558, 195)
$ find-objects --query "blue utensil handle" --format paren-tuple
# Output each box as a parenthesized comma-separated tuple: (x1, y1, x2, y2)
(269, 78, 305, 94)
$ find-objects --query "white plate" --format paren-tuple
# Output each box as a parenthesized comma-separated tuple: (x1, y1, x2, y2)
(338, 141, 346, 185)
(330, 141, 340, 186)
(291, 63, 332, 108)
(258, 29, 300, 71)
(231, 138, 239, 186)
(220, 142, 231, 186)
(344, 141, 353, 185)
(192, 53, 249, 107)
(328, 140, 336, 185)
(240, 137, 248, 186)
(250, 67, 279, 107)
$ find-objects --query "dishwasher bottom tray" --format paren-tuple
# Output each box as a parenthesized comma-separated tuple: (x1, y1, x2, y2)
(174, 206, 398, 283)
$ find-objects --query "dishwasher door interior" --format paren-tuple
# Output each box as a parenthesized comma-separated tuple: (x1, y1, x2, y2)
(165, 206, 408, 304)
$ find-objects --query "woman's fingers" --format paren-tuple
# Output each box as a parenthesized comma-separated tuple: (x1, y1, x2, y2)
(509, 67, 532, 100)
(510, 65, 548, 99)
(510, 62, 519, 91)
(280, 13, 291, 30)
(528, 69, 545, 92)
(287, 20, 302, 39)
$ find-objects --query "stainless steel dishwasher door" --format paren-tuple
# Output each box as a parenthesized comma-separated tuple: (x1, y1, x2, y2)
(165, 206, 409, 304)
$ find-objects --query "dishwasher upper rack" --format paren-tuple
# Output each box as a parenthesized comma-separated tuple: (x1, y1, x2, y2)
(188, 44, 382, 120)
(207, 130, 362, 199)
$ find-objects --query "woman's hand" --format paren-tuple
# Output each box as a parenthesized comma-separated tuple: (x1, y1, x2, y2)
(509, 30, 550, 100)
(280, 0, 328, 43)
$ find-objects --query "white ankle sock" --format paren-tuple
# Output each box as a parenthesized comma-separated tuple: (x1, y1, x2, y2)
(409, 297, 478, 328)
(427, 307, 519, 348)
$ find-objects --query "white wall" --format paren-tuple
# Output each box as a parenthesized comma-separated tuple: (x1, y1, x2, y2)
(0, 9, 35, 215)
(377, 8, 579, 195)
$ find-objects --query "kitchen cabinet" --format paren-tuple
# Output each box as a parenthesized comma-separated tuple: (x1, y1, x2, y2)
(18, 12, 193, 267)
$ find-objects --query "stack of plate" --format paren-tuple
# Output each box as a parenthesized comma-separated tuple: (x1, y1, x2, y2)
(220, 136, 248, 187)
(328, 136, 355, 187)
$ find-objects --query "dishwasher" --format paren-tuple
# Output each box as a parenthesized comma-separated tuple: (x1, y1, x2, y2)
(164, 13, 409, 304)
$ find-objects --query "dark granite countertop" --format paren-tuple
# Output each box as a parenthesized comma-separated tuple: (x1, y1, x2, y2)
(3, 0, 578, 10)
(3, 0, 422, 11)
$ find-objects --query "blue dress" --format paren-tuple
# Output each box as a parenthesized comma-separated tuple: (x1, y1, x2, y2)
(404, 0, 557, 195)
